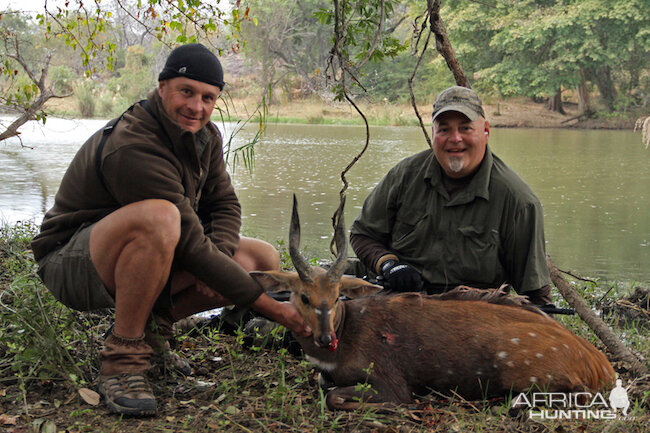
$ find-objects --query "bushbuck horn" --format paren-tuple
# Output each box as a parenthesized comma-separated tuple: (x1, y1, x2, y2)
(325, 195, 348, 285)
(289, 194, 315, 284)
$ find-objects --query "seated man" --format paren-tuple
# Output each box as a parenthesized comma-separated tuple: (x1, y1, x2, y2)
(350, 86, 552, 306)
(31, 43, 310, 417)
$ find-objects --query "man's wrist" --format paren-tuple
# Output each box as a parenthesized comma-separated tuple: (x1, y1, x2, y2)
(380, 259, 398, 275)
(375, 254, 399, 274)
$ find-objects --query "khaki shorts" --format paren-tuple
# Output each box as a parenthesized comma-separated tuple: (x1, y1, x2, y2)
(36, 222, 115, 311)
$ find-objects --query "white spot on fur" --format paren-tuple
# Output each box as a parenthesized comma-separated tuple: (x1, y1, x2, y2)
(524, 360, 531, 366)
(498, 351, 508, 359)
(530, 376, 537, 383)
(536, 353, 544, 358)
(546, 374, 553, 380)
(510, 338, 520, 345)
(305, 354, 336, 372)
(360, 306, 367, 314)
(492, 364, 498, 369)
(528, 332, 537, 337)
(447, 369, 454, 375)
(506, 361, 515, 368)
(551, 346, 558, 352)
(563, 343, 570, 349)
(476, 370, 483, 375)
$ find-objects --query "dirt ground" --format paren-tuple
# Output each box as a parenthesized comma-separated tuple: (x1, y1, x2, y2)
(482, 100, 634, 130)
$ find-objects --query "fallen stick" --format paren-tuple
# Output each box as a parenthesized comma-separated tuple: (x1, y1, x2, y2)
(546, 255, 648, 377)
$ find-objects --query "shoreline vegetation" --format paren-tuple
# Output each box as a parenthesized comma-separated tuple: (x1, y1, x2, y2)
(225, 97, 638, 130)
(42, 94, 640, 131)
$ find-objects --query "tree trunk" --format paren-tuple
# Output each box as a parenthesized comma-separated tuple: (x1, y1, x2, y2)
(260, 60, 276, 106)
(546, 256, 648, 377)
(592, 66, 617, 112)
(0, 93, 49, 142)
(427, 0, 470, 88)
(577, 69, 591, 114)
(0, 40, 70, 143)
(547, 88, 566, 114)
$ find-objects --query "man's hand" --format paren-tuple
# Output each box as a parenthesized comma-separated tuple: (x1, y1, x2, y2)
(273, 302, 312, 337)
(381, 260, 424, 292)
(251, 293, 312, 337)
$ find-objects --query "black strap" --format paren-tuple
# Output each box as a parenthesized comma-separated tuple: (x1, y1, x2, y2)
(95, 111, 127, 192)
(95, 100, 176, 192)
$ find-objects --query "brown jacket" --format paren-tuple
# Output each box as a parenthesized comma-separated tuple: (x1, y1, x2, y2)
(31, 91, 263, 306)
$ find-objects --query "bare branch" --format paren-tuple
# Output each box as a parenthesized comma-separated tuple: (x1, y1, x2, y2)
(547, 255, 648, 377)
(0, 35, 71, 142)
(427, 0, 470, 87)
(408, 24, 433, 147)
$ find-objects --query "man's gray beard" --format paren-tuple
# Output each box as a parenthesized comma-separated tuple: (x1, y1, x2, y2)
(448, 157, 465, 173)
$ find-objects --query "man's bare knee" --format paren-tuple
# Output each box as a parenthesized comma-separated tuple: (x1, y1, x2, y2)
(138, 200, 181, 247)
(90, 200, 181, 284)
(256, 239, 280, 271)
(235, 237, 280, 272)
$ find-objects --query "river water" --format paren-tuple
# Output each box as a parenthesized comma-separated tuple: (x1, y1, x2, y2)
(1, 116, 648, 284)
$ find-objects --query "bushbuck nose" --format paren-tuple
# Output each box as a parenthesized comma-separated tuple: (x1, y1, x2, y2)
(318, 333, 333, 347)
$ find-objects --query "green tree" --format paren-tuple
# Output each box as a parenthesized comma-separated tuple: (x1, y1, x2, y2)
(240, 0, 333, 102)
(1, 0, 250, 141)
(443, 0, 649, 113)
(360, 49, 453, 103)
(105, 44, 158, 114)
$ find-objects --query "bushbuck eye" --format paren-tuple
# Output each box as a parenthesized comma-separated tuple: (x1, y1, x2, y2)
(300, 294, 310, 305)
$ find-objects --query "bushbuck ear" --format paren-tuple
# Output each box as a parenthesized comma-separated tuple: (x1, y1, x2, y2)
(339, 276, 383, 299)
(249, 271, 298, 293)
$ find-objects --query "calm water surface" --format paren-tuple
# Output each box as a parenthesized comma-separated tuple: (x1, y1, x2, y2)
(1, 117, 648, 284)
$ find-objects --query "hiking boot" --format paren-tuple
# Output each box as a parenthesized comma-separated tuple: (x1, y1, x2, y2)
(100, 331, 153, 375)
(145, 311, 192, 376)
(98, 373, 157, 416)
(98, 331, 156, 416)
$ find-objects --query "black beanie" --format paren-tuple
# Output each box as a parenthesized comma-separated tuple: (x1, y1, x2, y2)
(158, 43, 225, 90)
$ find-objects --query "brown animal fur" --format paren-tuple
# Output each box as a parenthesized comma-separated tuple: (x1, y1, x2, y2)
(251, 271, 616, 410)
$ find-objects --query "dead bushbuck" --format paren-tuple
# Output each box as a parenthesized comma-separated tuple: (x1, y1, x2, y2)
(250, 196, 616, 410)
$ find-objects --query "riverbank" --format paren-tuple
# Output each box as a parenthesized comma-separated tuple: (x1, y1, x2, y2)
(44, 94, 639, 130)
(226, 96, 637, 130)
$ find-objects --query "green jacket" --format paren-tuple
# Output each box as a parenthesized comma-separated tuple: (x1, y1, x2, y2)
(350, 147, 551, 294)
(31, 90, 263, 306)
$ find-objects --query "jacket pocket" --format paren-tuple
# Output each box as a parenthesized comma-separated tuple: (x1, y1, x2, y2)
(391, 210, 427, 255)
(455, 225, 502, 284)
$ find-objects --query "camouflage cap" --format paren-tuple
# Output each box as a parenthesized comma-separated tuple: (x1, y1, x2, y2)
(432, 86, 485, 122)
